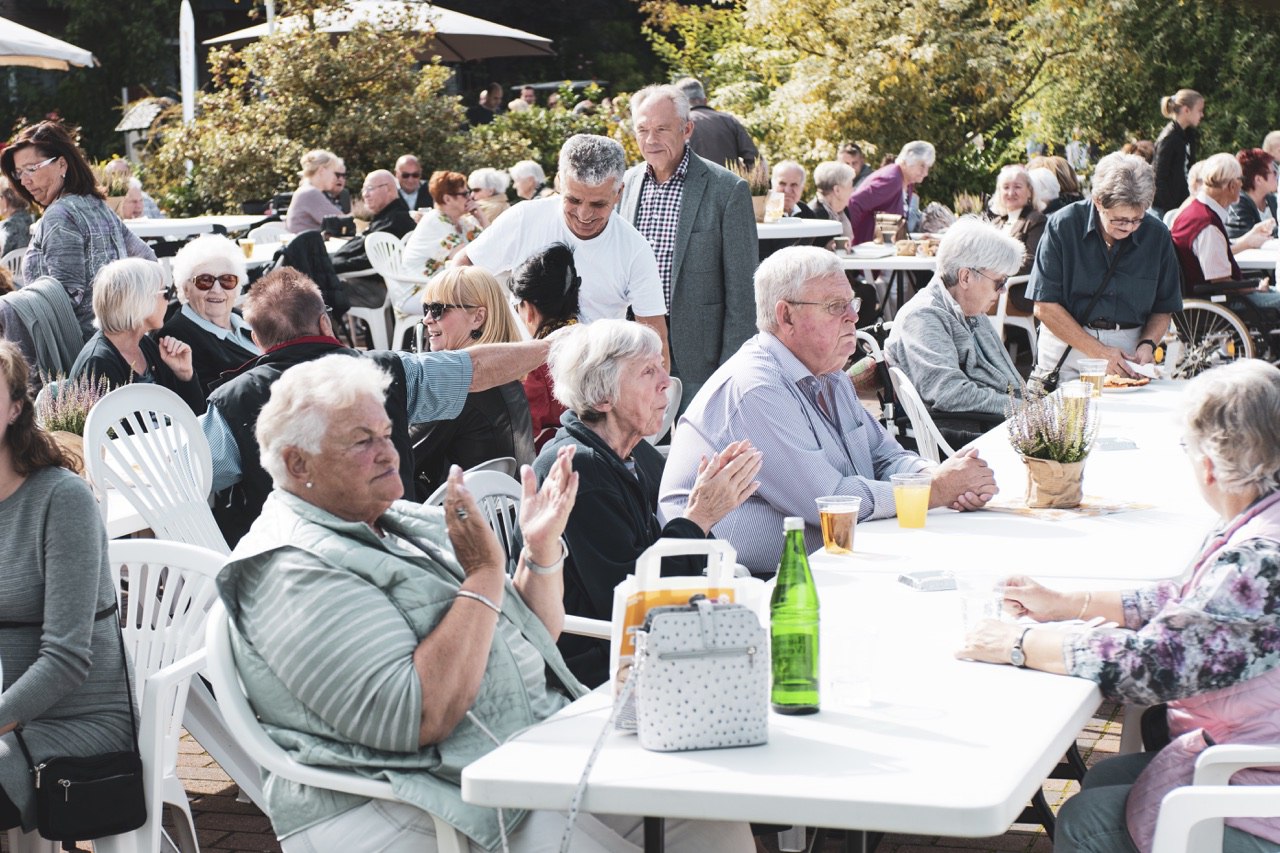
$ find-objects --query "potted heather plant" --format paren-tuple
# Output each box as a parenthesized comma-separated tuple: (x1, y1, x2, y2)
(1006, 383, 1098, 508)
(35, 373, 110, 475)
(727, 160, 772, 222)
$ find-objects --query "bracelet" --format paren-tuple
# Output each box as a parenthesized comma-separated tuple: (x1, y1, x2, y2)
(522, 537, 568, 575)
(455, 589, 502, 616)
(1137, 339, 1158, 352)
(1076, 591, 1092, 621)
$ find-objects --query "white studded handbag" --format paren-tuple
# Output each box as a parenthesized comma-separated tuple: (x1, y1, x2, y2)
(633, 596, 769, 752)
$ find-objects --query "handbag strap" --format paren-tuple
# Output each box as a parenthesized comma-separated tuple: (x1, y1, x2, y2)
(1047, 239, 1130, 376)
(9, 603, 140, 776)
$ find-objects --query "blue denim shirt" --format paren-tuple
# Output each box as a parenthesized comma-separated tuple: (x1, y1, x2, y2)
(1027, 199, 1182, 326)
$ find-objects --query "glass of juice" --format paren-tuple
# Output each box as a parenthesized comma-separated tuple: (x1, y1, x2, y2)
(239, 238, 256, 260)
(815, 496, 861, 555)
(890, 472, 932, 529)
(1078, 358, 1108, 398)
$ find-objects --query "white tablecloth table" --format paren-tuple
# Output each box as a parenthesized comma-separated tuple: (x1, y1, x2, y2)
(125, 215, 264, 241)
(838, 252, 938, 318)
(1235, 248, 1278, 271)
(756, 219, 842, 240)
(462, 570, 1102, 842)
(813, 381, 1215, 585)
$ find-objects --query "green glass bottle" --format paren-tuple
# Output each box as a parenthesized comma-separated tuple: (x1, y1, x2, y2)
(771, 516, 820, 714)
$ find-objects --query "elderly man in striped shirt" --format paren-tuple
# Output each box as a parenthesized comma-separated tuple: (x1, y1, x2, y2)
(659, 246, 998, 575)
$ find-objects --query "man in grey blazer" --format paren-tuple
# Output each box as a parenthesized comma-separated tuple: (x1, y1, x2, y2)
(620, 84, 758, 413)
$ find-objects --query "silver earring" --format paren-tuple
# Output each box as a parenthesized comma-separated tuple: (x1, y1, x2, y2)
(305, 481, 313, 489)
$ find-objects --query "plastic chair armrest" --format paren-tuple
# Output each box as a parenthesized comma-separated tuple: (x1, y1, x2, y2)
(1193, 744, 1280, 785)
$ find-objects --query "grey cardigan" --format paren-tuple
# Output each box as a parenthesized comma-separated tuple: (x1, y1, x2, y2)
(885, 277, 1022, 417)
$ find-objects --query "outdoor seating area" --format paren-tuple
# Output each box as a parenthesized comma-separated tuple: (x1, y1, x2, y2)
(8, 2, 1280, 853)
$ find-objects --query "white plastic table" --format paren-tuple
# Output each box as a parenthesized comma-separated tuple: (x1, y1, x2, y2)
(125, 215, 264, 241)
(812, 381, 1216, 585)
(838, 252, 938, 318)
(1235, 248, 1278, 271)
(756, 219, 842, 240)
(462, 570, 1103, 845)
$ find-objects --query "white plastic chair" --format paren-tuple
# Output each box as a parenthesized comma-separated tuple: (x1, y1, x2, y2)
(245, 221, 291, 245)
(205, 602, 469, 853)
(82, 384, 229, 555)
(343, 289, 392, 351)
(96, 539, 227, 853)
(987, 274, 1036, 361)
(887, 365, 957, 463)
(1151, 744, 1280, 853)
(3, 247, 25, 287)
(468, 456, 519, 477)
(464, 470, 524, 574)
(365, 232, 429, 350)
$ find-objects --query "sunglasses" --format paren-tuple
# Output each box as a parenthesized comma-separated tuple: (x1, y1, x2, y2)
(334, 172, 347, 179)
(399, 171, 422, 179)
(422, 302, 477, 319)
(192, 273, 240, 291)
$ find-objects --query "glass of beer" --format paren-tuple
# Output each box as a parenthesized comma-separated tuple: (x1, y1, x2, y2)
(815, 496, 861, 555)
(890, 473, 932, 529)
(239, 238, 256, 260)
(763, 191, 786, 223)
(1078, 358, 1108, 398)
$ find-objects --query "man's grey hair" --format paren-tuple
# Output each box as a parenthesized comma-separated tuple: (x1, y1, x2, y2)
(1198, 152, 1242, 191)
(771, 160, 806, 186)
(91, 258, 164, 335)
(256, 354, 391, 487)
(630, 85, 691, 125)
(755, 246, 844, 333)
(1183, 360, 1280, 496)
(548, 320, 662, 422)
(935, 216, 1024, 286)
(1027, 167, 1060, 206)
(468, 167, 511, 194)
(509, 159, 546, 185)
(989, 164, 1040, 216)
(813, 161, 855, 194)
(172, 234, 248, 306)
(557, 135, 626, 188)
(1264, 130, 1280, 158)
(896, 141, 936, 168)
(1091, 152, 1156, 210)
(674, 77, 707, 105)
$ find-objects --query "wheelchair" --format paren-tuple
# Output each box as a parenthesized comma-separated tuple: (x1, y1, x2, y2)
(1169, 278, 1280, 377)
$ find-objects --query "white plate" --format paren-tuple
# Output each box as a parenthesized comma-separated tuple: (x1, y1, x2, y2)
(1102, 382, 1153, 393)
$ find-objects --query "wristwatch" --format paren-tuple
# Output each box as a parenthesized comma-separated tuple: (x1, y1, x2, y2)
(1010, 627, 1033, 668)
(1137, 339, 1158, 353)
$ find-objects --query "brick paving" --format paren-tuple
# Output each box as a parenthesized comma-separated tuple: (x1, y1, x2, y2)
(29, 700, 1122, 852)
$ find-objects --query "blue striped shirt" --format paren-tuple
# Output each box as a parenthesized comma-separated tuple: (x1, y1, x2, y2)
(658, 332, 930, 574)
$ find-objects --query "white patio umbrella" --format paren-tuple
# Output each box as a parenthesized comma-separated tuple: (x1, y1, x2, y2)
(0, 15, 96, 70)
(203, 1, 554, 62)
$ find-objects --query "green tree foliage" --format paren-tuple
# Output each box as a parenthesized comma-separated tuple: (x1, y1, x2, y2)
(146, 3, 466, 214)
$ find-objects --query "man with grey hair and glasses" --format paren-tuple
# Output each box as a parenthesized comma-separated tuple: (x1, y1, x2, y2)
(455, 134, 670, 366)
(619, 83, 757, 410)
(1028, 151, 1182, 383)
(659, 246, 998, 575)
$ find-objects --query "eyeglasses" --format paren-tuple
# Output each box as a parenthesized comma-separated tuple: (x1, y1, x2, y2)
(453, 189, 474, 198)
(785, 297, 862, 316)
(469, 187, 484, 193)
(399, 171, 422, 179)
(423, 301, 478, 319)
(1100, 209, 1144, 229)
(968, 268, 1008, 291)
(361, 183, 394, 197)
(15, 155, 58, 178)
(334, 172, 347, 180)
(192, 273, 240, 291)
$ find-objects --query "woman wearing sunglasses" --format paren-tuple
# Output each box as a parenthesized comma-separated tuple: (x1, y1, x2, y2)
(159, 235, 261, 395)
(399, 171, 489, 315)
(410, 267, 534, 499)
(69, 258, 205, 413)
(0, 121, 157, 340)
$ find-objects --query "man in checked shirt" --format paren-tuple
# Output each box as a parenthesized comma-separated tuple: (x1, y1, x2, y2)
(619, 84, 758, 413)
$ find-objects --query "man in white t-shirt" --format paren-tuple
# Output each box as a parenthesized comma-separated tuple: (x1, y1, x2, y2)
(455, 134, 671, 366)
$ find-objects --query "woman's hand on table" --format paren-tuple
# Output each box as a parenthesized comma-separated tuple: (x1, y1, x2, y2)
(157, 336, 194, 382)
(956, 618, 1020, 664)
(1002, 575, 1072, 621)
(519, 445, 578, 566)
(443, 465, 506, 580)
(683, 439, 763, 534)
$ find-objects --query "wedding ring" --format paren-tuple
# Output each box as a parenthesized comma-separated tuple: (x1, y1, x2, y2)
(455, 507, 469, 520)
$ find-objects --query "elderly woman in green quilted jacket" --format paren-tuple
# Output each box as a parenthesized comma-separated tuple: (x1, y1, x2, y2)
(215, 353, 753, 853)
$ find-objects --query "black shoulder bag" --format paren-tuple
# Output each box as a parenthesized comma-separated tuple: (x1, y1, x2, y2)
(6, 603, 146, 842)
(1030, 241, 1128, 395)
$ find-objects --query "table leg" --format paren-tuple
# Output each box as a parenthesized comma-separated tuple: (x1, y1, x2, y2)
(644, 816, 665, 853)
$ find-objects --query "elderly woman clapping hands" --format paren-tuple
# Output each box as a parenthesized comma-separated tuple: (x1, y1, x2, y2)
(221, 353, 751, 851)
(534, 319, 763, 687)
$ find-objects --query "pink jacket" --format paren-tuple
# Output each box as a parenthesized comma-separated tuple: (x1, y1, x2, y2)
(1125, 489, 1280, 852)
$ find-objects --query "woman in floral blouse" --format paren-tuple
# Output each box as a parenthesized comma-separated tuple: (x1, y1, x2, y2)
(398, 170, 488, 315)
(961, 359, 1280, 853)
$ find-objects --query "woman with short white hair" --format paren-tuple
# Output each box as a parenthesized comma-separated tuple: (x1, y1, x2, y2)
(533, 319, 762, 687)
(962, 358, 1280, 853)
(989, 164, 1046, 310)
(285, 148, 345, 233)
(225, 352, 753, 852)
(69, 257, 205, 412)
(846, 139, 936, 243)
(509, 159, 551, 200)
(467, 167, 511, 222)
(159, 234, 260, 395)
(886, 217, 1024, 443)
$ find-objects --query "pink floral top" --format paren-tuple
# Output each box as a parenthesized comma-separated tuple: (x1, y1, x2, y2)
(397, 212, 484, 314)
